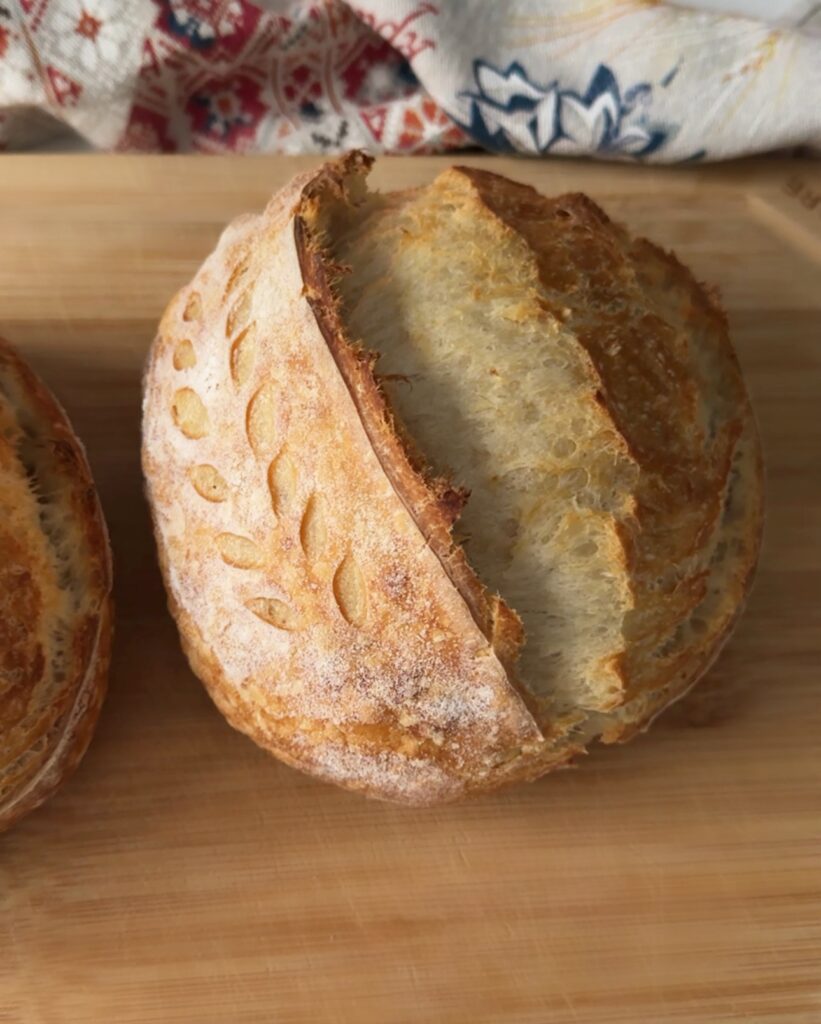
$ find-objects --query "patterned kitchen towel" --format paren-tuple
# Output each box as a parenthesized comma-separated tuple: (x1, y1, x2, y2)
(0, 0, 819, 160)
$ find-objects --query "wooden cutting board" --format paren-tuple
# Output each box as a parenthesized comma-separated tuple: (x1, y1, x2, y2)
(1, 155, 819, 1024)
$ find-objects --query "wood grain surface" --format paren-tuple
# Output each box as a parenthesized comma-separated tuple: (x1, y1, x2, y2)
(1, 155, 819, 1024)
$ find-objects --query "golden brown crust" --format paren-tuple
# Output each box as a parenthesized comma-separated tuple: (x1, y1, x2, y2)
(142, 153, 763, 804)
(0, 338, 113, 831)
(601, 413, 764, 742)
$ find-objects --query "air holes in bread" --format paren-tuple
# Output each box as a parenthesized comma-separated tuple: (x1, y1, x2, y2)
(552, 437, 577, 459)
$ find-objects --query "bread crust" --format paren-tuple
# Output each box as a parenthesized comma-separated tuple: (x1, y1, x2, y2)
(142, 154, 763, 804)
(0, 338, 113, 831)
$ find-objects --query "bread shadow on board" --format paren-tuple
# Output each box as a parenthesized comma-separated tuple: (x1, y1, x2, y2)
(8, 337, 764, 839)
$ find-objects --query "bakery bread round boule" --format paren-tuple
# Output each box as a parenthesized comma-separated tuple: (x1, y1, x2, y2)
(142, 152, 763, 805)
(1, 338, 112, 830)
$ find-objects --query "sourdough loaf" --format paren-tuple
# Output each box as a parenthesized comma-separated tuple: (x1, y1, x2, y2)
(142, 153, 763, 804)
(0, 338, 112, 830)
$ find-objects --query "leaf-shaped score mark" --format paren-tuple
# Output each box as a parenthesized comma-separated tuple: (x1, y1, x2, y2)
(268, 450, 296, 517)
(190, 464, 229, 503)
(230, 323, 256, 388)
(226, 288, 253, 338)
(333, 554, 368, 627)
(246, 597, 300, 631)
(216, 533, 263, 569)
(246, 382, 278, 455)
(224, 256, 251, 300)
(172, 388, 209, 439)
(183, 291, 203, 322)
(172, 339, 196, 370)
(300, 494, 328, 563)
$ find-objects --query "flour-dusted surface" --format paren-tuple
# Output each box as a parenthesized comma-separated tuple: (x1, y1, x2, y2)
(1, 154, 820, 1024)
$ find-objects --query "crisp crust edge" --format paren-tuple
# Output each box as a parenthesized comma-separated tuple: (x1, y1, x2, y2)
(0, 338, 113, 831)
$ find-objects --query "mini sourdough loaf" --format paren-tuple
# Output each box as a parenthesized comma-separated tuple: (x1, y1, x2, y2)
(0, 339, 112, 830)
(142, 152, 763, 804)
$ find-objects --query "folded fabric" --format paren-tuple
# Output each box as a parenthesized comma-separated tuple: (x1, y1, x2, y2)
(0, 0, 818, 160)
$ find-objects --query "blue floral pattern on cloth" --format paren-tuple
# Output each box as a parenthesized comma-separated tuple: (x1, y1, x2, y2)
(456, 60, 675, 159)
(1, 1, 818, 156)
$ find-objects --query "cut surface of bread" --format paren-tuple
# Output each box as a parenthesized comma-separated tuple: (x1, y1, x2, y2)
(143, 152, 763, 804)
(0, 339, 112, 831)
(330, 167, 756, 725)
(331, 179, 636, 716)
